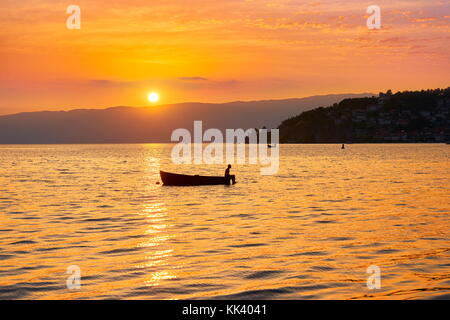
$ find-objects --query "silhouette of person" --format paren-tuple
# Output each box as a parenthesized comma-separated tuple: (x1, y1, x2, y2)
(225, 164, 235, 184)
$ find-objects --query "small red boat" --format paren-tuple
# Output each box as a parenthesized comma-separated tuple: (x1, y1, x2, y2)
(160, 170, 234, 186)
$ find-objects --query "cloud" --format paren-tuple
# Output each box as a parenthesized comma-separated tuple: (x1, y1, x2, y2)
(177, 77, 208, 81)
(53, 77, 241, 91)
(88, 79, 135, 87)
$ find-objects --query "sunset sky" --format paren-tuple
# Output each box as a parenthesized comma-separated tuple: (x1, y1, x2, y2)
(0, 0, 449, 115)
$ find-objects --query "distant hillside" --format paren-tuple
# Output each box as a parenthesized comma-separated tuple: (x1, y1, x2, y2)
(0, 93, 371, 143)
(279, 88, 450, 143)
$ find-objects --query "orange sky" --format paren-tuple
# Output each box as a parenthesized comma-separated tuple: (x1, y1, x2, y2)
(0, 0, 449, 115)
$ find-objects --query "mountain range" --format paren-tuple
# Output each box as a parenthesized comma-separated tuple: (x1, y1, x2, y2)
(0, 93, 372, 143)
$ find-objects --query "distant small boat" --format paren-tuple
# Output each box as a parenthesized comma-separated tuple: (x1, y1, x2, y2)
(160, 170, 233, 186)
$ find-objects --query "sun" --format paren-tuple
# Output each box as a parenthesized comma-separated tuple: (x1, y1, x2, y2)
(148, 92, 159, 103)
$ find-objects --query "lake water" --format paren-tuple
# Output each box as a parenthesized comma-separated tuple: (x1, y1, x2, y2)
(0, 144, 449, 300)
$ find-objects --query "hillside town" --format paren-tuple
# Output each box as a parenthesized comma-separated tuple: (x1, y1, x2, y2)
(279, 88, 450, 143)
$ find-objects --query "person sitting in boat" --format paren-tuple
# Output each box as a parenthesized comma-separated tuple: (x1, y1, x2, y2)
(225, 164, 235, 184)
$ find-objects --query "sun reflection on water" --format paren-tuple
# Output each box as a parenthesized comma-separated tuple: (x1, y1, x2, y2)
(136, 162, 178, 287)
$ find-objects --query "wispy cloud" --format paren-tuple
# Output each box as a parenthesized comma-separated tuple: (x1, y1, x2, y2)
(177, 77, 208, 81)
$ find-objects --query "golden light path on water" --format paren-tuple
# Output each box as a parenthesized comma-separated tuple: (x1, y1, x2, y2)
(0, 144, 449, 299)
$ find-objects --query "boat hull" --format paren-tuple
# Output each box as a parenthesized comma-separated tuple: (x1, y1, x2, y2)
(160, 171, 231, 186)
